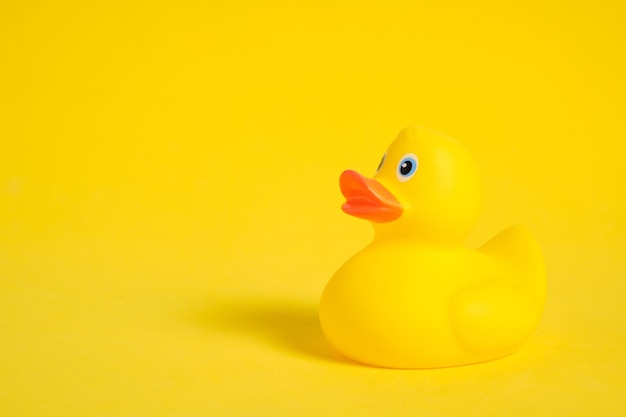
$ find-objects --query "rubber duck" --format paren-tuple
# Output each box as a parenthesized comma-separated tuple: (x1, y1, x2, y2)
(319, 126, 546, 368)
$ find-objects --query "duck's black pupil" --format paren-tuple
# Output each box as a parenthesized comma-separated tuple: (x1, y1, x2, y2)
(400, 161, 412, 175)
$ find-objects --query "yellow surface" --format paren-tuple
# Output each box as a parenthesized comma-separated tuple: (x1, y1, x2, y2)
(0, 0, 625, 415)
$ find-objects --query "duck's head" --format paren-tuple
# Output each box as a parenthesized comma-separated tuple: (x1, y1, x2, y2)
(340, 126, 481, 243)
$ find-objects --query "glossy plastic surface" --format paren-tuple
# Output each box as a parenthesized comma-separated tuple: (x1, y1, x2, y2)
(320, 126, 546, 368)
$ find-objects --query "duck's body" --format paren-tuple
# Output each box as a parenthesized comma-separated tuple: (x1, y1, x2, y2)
(321, 226, 545, 368)
(319, 127, 546, 368)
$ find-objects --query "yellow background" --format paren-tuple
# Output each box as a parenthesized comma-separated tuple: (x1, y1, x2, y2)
(1, 0, 625, 415)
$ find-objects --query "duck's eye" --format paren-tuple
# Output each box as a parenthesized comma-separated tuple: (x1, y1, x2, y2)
(396, 153, 418, 182)
(376, 152, 387, 173)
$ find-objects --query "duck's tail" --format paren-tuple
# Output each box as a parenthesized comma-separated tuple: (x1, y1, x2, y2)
(478, 225, 546, 302)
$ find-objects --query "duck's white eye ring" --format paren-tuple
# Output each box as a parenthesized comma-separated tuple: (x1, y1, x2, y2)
(396, 153, 418, 182)
(376, 152, 387, 174)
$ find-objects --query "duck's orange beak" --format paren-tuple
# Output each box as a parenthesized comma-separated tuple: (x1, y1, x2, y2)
(340, 170, 403, 223)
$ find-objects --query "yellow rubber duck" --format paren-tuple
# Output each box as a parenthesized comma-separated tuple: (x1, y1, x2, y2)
(319, 126, 546, 368)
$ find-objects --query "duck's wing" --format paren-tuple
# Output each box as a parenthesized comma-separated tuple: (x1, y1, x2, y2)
(448, 226, 547, 355)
